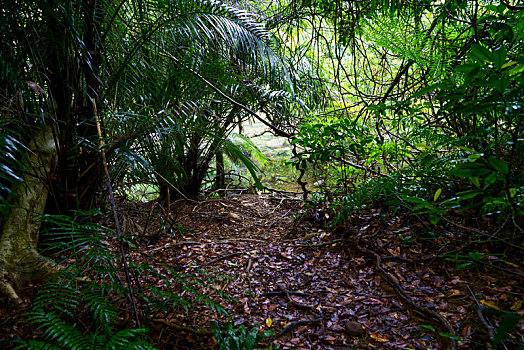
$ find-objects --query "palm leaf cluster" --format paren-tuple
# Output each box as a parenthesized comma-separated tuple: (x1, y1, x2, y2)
(99, 0, 297, 199)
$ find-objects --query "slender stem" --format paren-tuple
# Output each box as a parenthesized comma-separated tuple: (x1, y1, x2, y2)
(92, 100, 141, 328)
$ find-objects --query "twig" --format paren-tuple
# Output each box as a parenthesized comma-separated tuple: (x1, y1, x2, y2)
(447, 216, 524, 251)
(466, 284, 495, 343)
(217, 238, 267, 243)
(202, 252, 241, 267)
(145, 241, 203, 254)
(263, 291, 313, 298)
(263, 186, 304, 196)
(297, 238, 347, 248)
(266, 202, 301, 229)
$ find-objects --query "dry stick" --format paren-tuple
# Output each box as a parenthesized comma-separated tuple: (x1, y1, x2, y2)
(265, 201, 301, 229)
(145, 241, 202, 254)
(297, 238, 347, 248)
(465, 284, 495, 343)
(291, 142, 311, 202)
(93, 101, 140, 328)
(201, 252, 242, 267)
(441, 215, 524, 251)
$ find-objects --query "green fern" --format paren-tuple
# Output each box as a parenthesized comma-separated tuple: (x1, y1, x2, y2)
(13, 210, 156, 350)
(16, 277, 156, 350)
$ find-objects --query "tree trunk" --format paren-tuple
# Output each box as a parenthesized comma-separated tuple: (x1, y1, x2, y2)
(0, 125, 58, 304)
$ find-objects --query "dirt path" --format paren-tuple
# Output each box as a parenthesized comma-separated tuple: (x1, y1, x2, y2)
(125, 194, 463, 349)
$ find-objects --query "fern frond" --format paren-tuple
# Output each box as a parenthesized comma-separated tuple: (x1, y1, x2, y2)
(83, 288, 119, 334)
(27, 310, 91, 350)
(105, 329, 150, 349)
(12, 340, 63, 350)
(31, 280, 79, 318)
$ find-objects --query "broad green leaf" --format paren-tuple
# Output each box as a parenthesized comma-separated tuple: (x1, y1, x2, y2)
(493, 46, 507, 70)
(455, 63, 481, 73)
(470, 176, 480, 188)
(484, 172, 499, 188)
(457, 262, 473, 270)
(468, 154, 482, 161)
(451, 163, 490, 177)
(457, 191, 481, 201)
(493, 78, 510, 93)
(468, 44, 493, 63)
(489, 158, 509, 174)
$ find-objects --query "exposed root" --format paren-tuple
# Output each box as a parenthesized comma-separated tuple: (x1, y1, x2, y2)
(353, 235, 457, 349)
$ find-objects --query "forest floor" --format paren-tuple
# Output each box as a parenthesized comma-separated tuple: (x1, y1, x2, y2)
(1, 193, 524, 349)
(116, 193, 523, 349)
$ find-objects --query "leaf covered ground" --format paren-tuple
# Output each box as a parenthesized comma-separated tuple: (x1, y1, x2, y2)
(1, 194, 524, 349)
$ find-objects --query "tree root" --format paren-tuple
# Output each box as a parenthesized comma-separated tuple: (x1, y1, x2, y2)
(354, 235, 457, 349)
(271, 318, 323, 340)
(0, 125, 58, 304)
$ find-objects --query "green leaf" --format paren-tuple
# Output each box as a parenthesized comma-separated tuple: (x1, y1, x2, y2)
(439, 332, 462, 341)
(489, 158, 509, 174)
(419, 324, 436, 332)
(493, 46, 507, 70)
(401, 195, 427, 204)
(457, 262, 473, 270)
(429, 215, 441, 225)
(494, 314, 520, 346)
(484, 172, 499, 188)
(451, 162, 491, 178)
(457, 191, 481, 201)
(433, 188, 442, 202)
(468, 44, 493, 63)
(468, 252, 484, 261)
(493, 78, 510, 93)
(455, 63, 482, 74)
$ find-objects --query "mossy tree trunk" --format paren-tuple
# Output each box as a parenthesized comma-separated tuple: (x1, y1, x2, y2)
(0, 125, 58, 304)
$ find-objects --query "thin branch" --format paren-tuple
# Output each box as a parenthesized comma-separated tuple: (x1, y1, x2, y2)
(93, 100, 140, 328)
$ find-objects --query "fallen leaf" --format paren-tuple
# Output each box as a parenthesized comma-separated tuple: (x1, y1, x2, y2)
(370, 333, 389, 342)
(265, 317, 272, 327)
(479, 299, 499, 310)
(510, 300, 522, 311)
